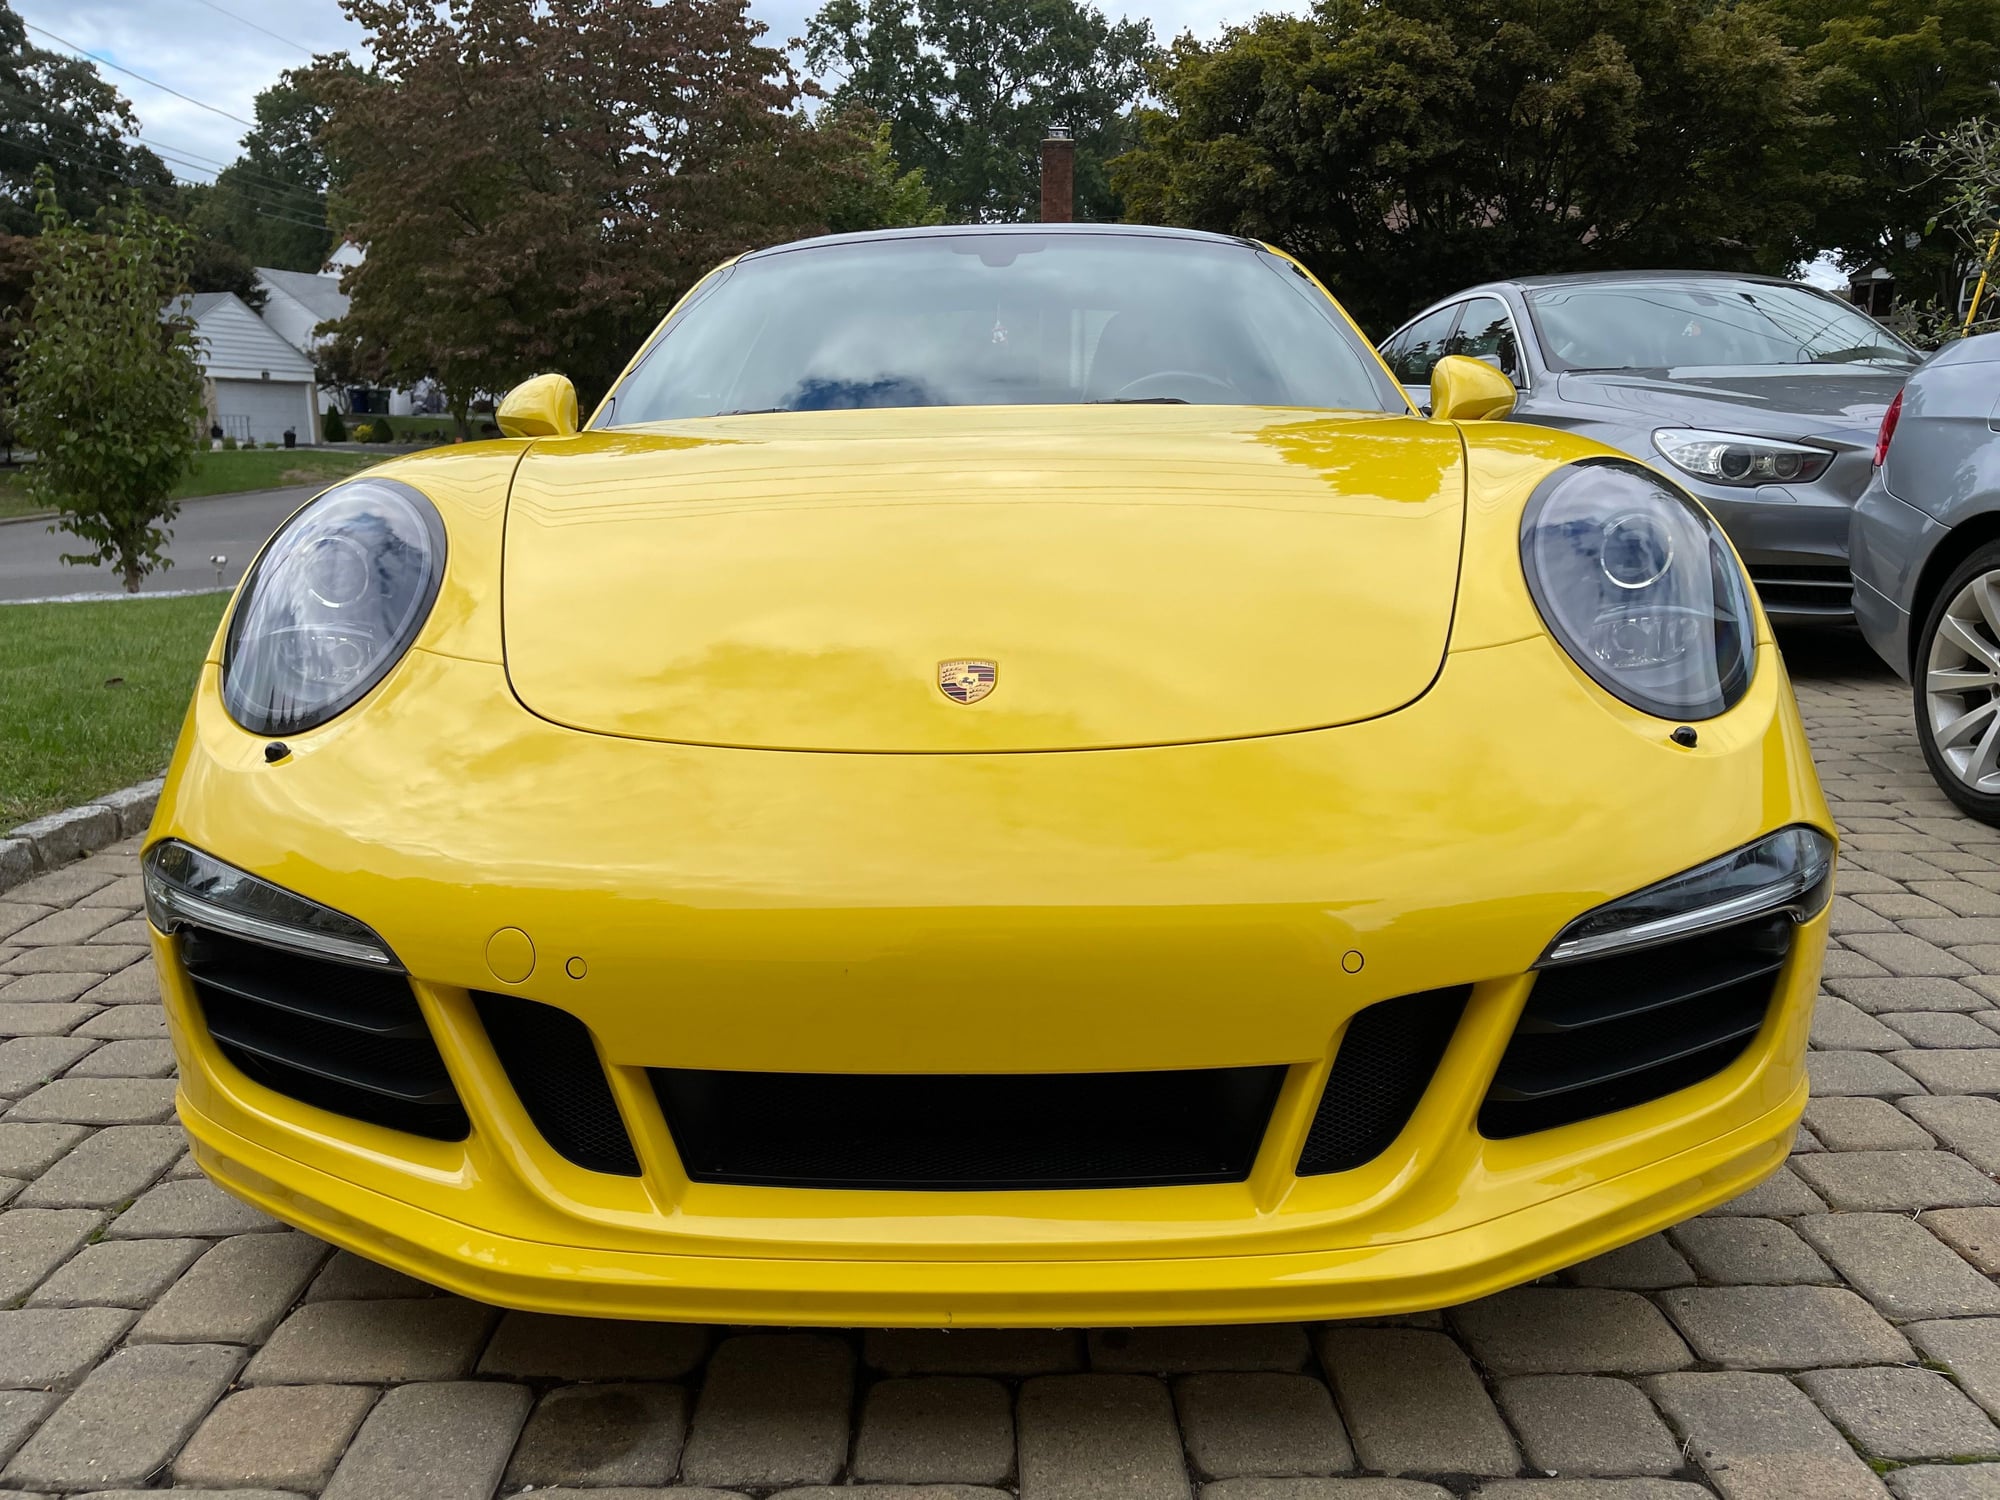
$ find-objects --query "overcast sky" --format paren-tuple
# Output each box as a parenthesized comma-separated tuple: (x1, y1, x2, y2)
(16, 0, 1291, 183)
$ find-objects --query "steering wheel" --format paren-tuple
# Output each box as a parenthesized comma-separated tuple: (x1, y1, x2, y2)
(1110, 370, 1235, 402)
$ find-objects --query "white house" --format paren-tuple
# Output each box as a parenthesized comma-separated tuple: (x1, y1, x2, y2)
(173, 291, 319, 446)
(255, 253, 430, 418)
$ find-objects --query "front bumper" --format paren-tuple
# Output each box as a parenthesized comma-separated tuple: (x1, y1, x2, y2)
(150, 631, 1829, 1325)
(1685, 467, 1869, 625)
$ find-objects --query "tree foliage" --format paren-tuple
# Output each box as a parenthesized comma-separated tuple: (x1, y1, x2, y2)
(1764, 0, 2000, 304)
(14, 170, 204, 592)
(317, 0, 864, 423)
(1902, 112, 2000, 340)
(0, 2, 171, 234)
(818, 110, 946, 235)
(1115, 0, 1812, 333)
(193, 64, 351, 274)
(804, 0, 1154, 222)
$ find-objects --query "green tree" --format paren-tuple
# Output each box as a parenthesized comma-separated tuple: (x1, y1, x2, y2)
(0, 3, 171, 234)
(194, 63, 351, 273)
(804, 0, 1155, 222)
(1902, 112, 2000, 340)
(1765, 0, 2000, 306)
(818, 110, 946, 234)
(1115, 0, 1812, 333)
(14, 170, 204, 591)
(318, 0, 860, 430)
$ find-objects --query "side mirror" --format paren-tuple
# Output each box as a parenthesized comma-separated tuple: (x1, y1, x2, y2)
(497, 373, 579, 439)
(1428, 355, 1516, 422)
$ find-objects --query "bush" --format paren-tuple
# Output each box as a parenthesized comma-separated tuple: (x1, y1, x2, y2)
(349, 422, 374, 442)
(368, 421, 394, 443)
(321, 408, 346, 442)
(220, 435, 237, 451)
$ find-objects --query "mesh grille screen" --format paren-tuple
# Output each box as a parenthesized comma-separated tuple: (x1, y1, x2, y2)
(1297, 986, 1470, 1175)
(475, 993, 641, 1176)
(650, 1066, 1284, 1190)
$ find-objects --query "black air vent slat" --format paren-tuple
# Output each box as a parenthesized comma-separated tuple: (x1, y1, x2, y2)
(1519, 944, 1787, 1034)
(475, 992, 640, 1177)
(182, 929, 424, 1035)
(1297, 986, 1469, 1176)
(1483, 983, 1769, 1102)
(1479, 914, 1788, 1139)
(179, 926, 469, 1142)
(201, 988, 459, 1104)
(182, 956, 429, 1038)
(650, 1066, 1284, 1190)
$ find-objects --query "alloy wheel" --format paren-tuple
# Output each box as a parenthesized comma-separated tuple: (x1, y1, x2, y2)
(1925, 568, 2000, 791)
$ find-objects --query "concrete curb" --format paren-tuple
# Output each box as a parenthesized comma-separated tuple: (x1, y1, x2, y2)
(1, 777, 163, 896)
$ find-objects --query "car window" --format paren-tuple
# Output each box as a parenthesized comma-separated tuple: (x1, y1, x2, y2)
(1445, 296, 1523, 383)
(1383, 304, 1459, 387)
(1525, 280, 1919, 372)
(601, 233, 1405, 421)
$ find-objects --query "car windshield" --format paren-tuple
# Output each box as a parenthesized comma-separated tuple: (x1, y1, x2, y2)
(599, 232, 1404, 423)
(1525, 280, 1918, 372)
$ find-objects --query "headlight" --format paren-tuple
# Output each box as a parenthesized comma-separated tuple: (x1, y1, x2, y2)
(1521, 459, 1756, 720)
(1541, 825, 1834, 965)
(143, 840, 401, 969)
(223, 478, 446, 737)
(1650, 429, 1833, 486)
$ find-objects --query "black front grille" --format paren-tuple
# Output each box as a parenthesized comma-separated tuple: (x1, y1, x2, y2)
(1478, 915, 1789, 1138)
(475, 993, 640, 1176)
(1749, 565, 1852, 615)
(650, 1066, 1285, 1190)
(1298, 987, 1470, 1175)
(182, 928, 468, 1140)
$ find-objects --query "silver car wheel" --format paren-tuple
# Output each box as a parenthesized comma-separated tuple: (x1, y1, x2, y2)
(1926, 569, 2000, 792)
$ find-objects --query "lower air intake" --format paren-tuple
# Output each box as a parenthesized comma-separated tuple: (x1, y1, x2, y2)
(1479, 914, 1789, 1138)
(1298, 987, 1470, 1175)
(475, 992, 641, 1176)
(181, 927, 468, 1141)
(650, 1066, 1285, 1190)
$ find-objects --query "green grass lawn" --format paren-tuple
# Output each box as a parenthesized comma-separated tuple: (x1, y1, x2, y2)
(0, 448, 384, 521)
(0, 594, 228, 827)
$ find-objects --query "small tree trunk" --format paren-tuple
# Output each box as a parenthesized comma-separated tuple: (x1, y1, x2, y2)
(122, 559, 142, 594)
(453, 402, 470, 442)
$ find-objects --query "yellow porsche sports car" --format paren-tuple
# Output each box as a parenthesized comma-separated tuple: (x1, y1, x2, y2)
(144, 224, 1832, 1326)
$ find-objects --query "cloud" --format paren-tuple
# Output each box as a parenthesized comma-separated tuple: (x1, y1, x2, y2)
(17, 0, 1304, 182)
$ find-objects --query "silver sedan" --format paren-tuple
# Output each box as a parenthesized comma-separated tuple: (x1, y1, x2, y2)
(1379, 272, 1915, 624)
(1850, 332, 2000, 820)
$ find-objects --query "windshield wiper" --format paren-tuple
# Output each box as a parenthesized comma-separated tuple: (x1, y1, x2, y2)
(1086, 396, 1190, 404)
(715, 407, 791, 416)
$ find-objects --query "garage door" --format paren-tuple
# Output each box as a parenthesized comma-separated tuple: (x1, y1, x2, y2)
(214, 379, 312, 446)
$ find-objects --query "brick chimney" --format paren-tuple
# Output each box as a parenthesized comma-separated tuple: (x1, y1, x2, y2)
(1040, 125, 1075, 224)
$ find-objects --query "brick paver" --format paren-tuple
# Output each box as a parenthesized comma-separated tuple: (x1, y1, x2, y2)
(3, 641, 2000, 1494)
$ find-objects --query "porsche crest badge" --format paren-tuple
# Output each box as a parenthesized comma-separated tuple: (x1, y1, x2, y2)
(938, 659, 998, 704)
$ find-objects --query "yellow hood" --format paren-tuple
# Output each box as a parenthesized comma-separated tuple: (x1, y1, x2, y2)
(500, 405, 1465, 752)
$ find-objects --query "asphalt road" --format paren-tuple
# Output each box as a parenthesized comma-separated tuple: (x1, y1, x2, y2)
(0, 486, 316, 602)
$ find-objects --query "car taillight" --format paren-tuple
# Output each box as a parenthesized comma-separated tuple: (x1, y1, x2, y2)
(1874, 389, 1903, 467)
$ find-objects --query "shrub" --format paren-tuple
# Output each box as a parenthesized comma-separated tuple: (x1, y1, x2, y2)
(321, 407, 346, 442)
(350, 422, 374, 442)
(14, 168, 203, 591)
(368, 421, 394, 443)
(220, 435, 238, 450)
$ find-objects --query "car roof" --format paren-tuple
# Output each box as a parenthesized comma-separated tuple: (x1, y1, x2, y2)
(741, 222, 1265, 262)
(1459, 269, 1815, 296)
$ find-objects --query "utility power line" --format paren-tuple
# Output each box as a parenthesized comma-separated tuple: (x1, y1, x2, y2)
(22, 21, 258, 130)
(181, 0, 320, 60)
